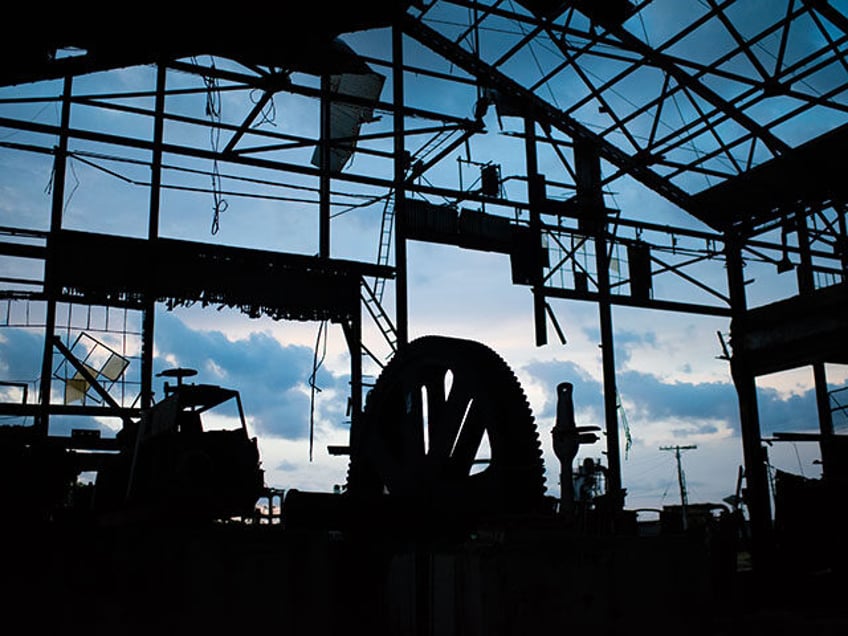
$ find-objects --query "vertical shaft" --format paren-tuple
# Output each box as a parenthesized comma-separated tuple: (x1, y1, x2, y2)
(319, 73, 331, 259)
(36, 75, 73, 437)
(726, 232, 773, 570)
(393, 24, 408, 347)
(141, 63, 166, 409)
(523, 115, 547, 347)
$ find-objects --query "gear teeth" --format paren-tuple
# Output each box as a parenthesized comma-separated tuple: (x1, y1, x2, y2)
(346, 336, 548, 512)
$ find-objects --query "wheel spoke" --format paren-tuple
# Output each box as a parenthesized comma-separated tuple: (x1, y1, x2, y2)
(418, 368, 442, 456)
(449, 399, 486, 476)
(428, 368, 472, 460)
(347, 335, 546, 514)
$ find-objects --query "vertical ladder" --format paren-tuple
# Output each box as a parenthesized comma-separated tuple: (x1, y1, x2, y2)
(374, 192, 395, 303)
(361, 277, 397, 355)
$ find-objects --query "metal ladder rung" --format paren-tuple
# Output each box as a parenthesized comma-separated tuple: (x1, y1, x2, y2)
(361, 282, 398, 353)
(374, 194, 396, 304)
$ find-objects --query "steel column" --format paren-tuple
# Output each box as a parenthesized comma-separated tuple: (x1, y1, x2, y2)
(839, 204, 848, 277)
(320, 73, 331, 259)
(36, 75, 73, 436)
(342, 310, 363, 463)
(142, 63, 166, 409)
(524, 115, 547, 346)
(577, 140, 623, 502)
(596, 256, 622, 502)
(393, 24, 409, 347)
(726, 232, 773, 571)
(795, 210, 835, 476)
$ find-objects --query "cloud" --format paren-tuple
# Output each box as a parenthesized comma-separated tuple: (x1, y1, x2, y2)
(0, 315, 351, 446)
(579, 326, 661, 368)
(522, 356, 821, 441)
(1, 311, 828, 506)
(154, 311, 349, 440)
(618, 370, 738, 427)
(616, 330, 659, 349)
(757, 387, 819, 436)
(619, 370, 819, 438)
(0, 327, 42, 381)
(521, 358, 605, 422)
(274, 459, 301, 472)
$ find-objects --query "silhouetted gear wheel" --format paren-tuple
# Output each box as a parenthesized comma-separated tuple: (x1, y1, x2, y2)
(346, 335, 547, 517)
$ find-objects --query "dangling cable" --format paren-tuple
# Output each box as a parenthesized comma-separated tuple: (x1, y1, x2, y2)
(250, 87, 278, 128)
(308, 320, 328, 462)
(617, 390, 632, 460)
(199, 57, 228, 234)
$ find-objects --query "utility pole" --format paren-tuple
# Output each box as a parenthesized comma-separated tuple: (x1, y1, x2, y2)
(660, 444, 697, 530)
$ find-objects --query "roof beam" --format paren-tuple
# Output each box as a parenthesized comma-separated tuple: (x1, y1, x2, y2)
(576, 7, 792, 157)
(402, 13, 693, 212)
(803, 0, 848, 38)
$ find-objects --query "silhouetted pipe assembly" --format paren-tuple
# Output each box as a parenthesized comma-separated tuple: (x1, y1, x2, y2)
(551, 381, 600, 515)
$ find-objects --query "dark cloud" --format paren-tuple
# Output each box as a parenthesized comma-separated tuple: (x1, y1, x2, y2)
(275, 460, 300, 472)
(579, 327, 659, 368)
(619, 370, 819, 437)
(0, 318, 351, 441)
(617, 370, 738, 425)
(523, 357, 821, 439)
(757, 388, 819, 436)
(521, 359, 604, 421)
(615, 330, 659, 348)
(154, 311, 348, 440)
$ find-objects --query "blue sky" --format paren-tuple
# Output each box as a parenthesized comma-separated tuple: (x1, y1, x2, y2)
(2, 2, 847, 513)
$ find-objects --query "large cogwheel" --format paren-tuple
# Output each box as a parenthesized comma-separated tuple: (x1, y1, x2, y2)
(346, 335, 547, 516)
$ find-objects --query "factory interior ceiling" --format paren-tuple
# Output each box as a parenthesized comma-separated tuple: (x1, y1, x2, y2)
(1, 0, 847, 582)
(4, 1, 848, 227)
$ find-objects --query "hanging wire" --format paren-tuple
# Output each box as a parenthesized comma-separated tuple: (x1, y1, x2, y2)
(307, 320, 328, 462)
(792, 442, 806, 477)
(250, 88, 278, 128)
(66, 149, 378, 209)
(330, 192, 391, 219)
(199, 57, 229, 235)
(44, 168, 54, 197)
(65, 156, 80, 210)
(660, 477, 671, 503)
(617, 390, 632, 460)
(0, 100, 54, 141)
(42, 151, 82, 213)
(508, 0, 560, 108)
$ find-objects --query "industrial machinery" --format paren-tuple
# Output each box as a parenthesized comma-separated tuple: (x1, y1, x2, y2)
(348, 336, 548, 512)
(93, 368, 265, 523)
(285, 336, 552, 534)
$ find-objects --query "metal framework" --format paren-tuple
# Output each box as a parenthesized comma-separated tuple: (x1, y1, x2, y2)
(1, 0, 847, 571)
